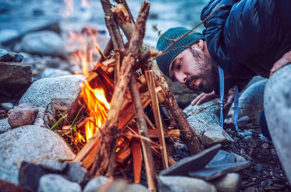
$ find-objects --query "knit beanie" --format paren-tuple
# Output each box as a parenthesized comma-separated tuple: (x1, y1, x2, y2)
(156, 27, 204, 77)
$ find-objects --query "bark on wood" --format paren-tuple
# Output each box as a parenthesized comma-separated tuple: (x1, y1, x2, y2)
(129, 75, 156, 190)
(89, 0, 151, 177)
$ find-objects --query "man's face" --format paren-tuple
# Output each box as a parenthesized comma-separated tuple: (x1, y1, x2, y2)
(168, 45, 218, 93)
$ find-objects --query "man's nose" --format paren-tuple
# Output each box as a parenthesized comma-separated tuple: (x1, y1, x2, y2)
(175, 72, 187, 84)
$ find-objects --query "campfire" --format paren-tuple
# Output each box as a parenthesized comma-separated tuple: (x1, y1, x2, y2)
(50, 0, 202, 190)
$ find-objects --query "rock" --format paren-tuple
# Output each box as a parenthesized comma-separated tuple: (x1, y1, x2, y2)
(83, 176, 110, 192)
(160, 144, 221, 176)
(226, 79, 267, 127)
(0, 62, 31, 102)
(18, 162, 50, 192)
(125, 184, 148, 192)
(38, 174, 81, 192)
(189, 150, 250, 181)
(39, 159, 68, 172)
(0, 49, 23, 62)
(0, 118, 10, 133)
(211, 173, 241, 192)
(184, 99, 233, 146)
(19, 75, 84, 127)
(0, 125, 75, 184)
(8, 103, 39, 128)
(20, 31, 66, 58)
(41, 68, 71, 79)
(264, 64, 291, 182)
(158, 176, 217, 192)
(65, 162, 89, 186)
(0, 102, 14, 111)
(244, 186, 256, 192)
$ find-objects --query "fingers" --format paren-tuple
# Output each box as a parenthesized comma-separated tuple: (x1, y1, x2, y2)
(270, 51, 291, 77)
(191, 91, 217, 106)
(191, 93, 206, 105)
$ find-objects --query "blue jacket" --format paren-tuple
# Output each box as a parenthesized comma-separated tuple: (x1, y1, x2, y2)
(201, 0, 291, 92)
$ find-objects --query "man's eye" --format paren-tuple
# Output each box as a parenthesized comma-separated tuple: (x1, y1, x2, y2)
(176, 62, 181, 70)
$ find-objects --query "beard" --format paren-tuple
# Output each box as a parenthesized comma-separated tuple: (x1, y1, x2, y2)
(187, 47, 219, 93)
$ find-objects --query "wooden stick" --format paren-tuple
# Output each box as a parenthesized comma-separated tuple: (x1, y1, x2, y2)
(90, 0, 151, 177)
(131, 139, 142, 184)
(129, 75, 156, 191)
(145, 70, 168, 169)
(151, 63, 203, 154)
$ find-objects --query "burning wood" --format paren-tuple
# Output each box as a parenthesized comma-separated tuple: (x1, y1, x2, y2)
(52, 0, 203, 190)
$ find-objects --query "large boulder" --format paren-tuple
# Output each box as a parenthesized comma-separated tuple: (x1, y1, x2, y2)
(264, 64, 291, 182)
(20, 31, 66, 58)
(38, 174, 81, 192)
(0, 125, 75, 184)
(226, 79, 268, 127)
(184, 99, 233, 146)
(19, 75, 85, 127)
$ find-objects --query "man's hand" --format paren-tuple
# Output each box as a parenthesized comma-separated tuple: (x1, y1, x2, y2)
(191, 91, 218, 105)
(270, 50, 291, 77)
(191, 88, 235, 109)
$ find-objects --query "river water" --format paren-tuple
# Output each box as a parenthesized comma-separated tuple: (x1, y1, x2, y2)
(0, 0, 208, 46)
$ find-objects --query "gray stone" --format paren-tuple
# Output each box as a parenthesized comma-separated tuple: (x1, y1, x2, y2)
(0, 125, 75, 184)
(0, 62, 32, 102)
(124, 184, 149, 192)
(184, 99, 233, 146)
(83, 176, 110, 192)
(211, 173, 241, 192)
(226, 79, 267, 127)
(19, 75, 84, 127)
(39, 159, 68, 172)
(188, 150, 250, 181)
(41, 68, 71, 79)
(65, 162, 89, 186)
(38, 174, 81, 192)
(0, 118, 10, 133)
(158, 176, 217, 192)
(8, 103, 39, 128)
(264, 64, 291, 182)
(160, 144, 221, 176)
(20, 31, 66, 58)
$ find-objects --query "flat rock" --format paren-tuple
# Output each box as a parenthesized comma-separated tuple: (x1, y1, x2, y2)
(160, 144, 221, 176)
(38, 174, 81, 192)
(0, 118, 10, 133)
(0, 125, 75, 184)
(8, 103, 39, 128)
(65, 162, 89, 186)
(184, 99, 233, 146)
(189, 150, 250, 180)
(0, 62, 31, 102)
(264, 64, 291, 182)
(20, 31, 66, 58)
(158, 176, 216, 192)
(83, 176, 110, 192)
(19, 75, 84, 127)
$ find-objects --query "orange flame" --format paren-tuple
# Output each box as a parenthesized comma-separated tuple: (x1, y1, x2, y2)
(69, 28, 110, 142)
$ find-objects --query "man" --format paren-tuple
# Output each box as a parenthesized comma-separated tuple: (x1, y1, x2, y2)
(156, 0, 291, 126)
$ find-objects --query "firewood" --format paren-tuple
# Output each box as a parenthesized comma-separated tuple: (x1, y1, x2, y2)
(148, 129, 180, 138)
(145, 70, 168, 169)
(131, 139, 142, 183)
(151, 145, 176, 166)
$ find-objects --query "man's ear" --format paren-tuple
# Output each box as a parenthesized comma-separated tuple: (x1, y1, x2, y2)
(191, 39, 204, 51)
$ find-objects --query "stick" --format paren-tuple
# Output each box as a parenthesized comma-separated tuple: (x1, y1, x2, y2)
(129, 75, 156, 191)
(145, 70, 168, 169)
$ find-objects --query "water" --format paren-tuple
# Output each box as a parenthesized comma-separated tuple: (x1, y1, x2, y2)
(0, 0, 207, 46)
